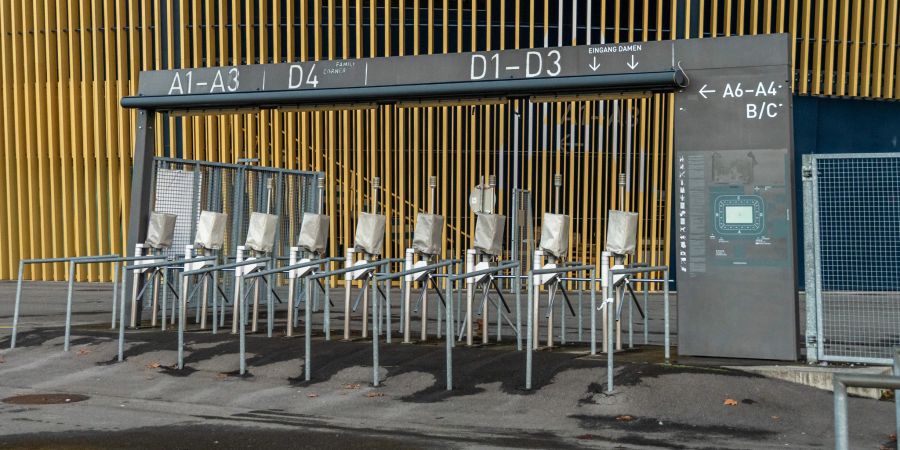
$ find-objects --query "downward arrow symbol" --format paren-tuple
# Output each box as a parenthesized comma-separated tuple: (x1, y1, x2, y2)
(589, 57, 601, 72)
(626, 54, 639, 70)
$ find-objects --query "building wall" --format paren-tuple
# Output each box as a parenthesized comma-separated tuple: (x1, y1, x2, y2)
(1, 1, 898, 281)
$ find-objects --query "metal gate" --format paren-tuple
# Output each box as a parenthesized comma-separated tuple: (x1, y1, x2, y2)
(149, 157, 322, 260)
(803, 153, 900, 365)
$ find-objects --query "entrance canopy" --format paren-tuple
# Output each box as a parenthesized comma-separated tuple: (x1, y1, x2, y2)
(122, 34, 801, 362)
(121, 42, 687, 112)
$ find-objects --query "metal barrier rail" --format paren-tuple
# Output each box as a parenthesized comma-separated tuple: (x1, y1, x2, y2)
(833, 349, 900, 450)
(370, 259, 462, 386)
(445, 261, 520, 390)
(116, 255, 219, 363)
(10, 254, 162, 351)
(174, 257, 270, 371)
(528, 264, 596, 390)
(610, 265, 671, 364)
(244, 256, 344, 338)
(301, 258, 403, 382)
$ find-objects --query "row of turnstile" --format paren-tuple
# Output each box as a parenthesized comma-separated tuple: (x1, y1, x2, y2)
(10, 173, 670, 392)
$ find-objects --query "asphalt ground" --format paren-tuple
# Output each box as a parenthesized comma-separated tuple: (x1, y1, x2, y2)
(0, 281, 894, 449)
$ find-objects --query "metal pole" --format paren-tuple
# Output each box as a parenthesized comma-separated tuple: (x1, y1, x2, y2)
(386, 276, 392, 344)
(212, 269, 219, 334)
(10, 260, 24, 349)
(402, 254, 409, 341)
(63, 261, 76, 352)
(239, 275, 246, 375)
(178, 274, 188, 369)
(266, 267, 274, 337)
(287, 275, 296, 337)
(515, 265, 522, 351)
(578, 284, 583, 342)
(118, 264, 127, 362)
(664, 268, 671, 362)
(445, 274, 453, 390)
(628, 290, 633, 348)
(372, 276, 380, 386)
(160, 267, 169, 331)
(324, 270, 332, 340)
(125, 110, 156, 326)
(598, 251, 609, 355)
(305, 276, 312, 381)
(111, 261, 119, 329)
(526, 270, 534, 389)
(607, 264, 615, 393)
(590, 268, 597, 355)
(834, 378, 848, 450)
(895, 349, 900, 444)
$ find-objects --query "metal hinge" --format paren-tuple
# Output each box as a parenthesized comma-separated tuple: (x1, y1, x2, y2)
(801, 166, 813, 179)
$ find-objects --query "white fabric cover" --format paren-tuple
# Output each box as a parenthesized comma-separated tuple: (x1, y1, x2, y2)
(145, 212, 177, 249)
(245, 212, 279, 253)
(473, 213, 506, 256)
(540, 213, 570, 258)
(194, 211, 228, 250)
(297, 213, 329, 254)
(606, 210, 639, 255)
(354, 212, 386, 255)
(412, 213, 444, 255)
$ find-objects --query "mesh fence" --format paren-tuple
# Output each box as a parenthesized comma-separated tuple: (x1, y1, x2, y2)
(812, 154, 900, 363)
(150, 158, 321, 303)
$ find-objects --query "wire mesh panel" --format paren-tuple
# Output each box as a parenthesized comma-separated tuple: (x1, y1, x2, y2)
(810, 153, 900, 364)
(150, 157, 321, 261)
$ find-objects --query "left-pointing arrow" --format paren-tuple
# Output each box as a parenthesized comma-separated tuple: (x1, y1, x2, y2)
(698, 84, 716, 99)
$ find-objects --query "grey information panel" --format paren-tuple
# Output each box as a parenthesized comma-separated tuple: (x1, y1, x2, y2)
(136, 42, 675, 97)
(673, 35, 799, 361)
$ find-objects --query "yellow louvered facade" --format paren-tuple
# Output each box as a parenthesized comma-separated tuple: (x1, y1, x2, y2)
(1, 1, 898, 281)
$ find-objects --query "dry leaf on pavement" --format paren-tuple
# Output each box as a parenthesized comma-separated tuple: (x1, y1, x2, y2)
(307, 393, 319, 398)
(146, 361, 161, 369)
(76, 348, 91, 356)
(366, 392, 384, 398)
(615, 415, 635, 422)
(343, 383, 361, 390)
(723, 399, 738, 406)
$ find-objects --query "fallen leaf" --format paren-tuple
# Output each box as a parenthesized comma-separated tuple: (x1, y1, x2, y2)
(307, 393, 318, 398)
(615, 415, 635, 422)
(342, 383, 361, 390)
(366, 392, 384, 398)
(771, 416, 780, 420)
(146, 361, 161, 369)
(889, 433, 897, 442)
(216, 373, 228, 380)
(723, 399, 738, 406)
(76, 348, 91, 356)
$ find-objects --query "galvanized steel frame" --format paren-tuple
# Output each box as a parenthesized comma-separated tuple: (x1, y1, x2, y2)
(803, 152, 900, 365)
